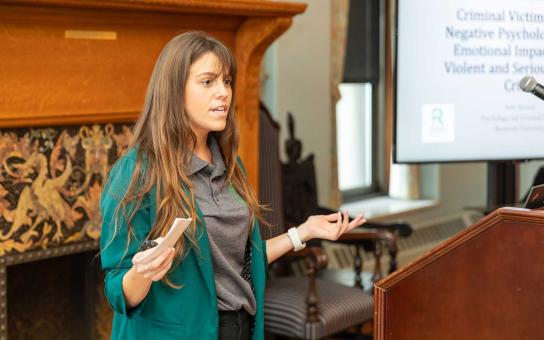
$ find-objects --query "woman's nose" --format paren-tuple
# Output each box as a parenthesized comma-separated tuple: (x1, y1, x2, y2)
(215, 82, 228, 98)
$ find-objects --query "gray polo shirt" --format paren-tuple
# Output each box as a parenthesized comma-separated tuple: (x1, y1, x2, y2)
(188, 136, 257, 315)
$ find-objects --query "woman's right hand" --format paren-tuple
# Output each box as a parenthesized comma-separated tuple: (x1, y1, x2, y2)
(132, 237, 176, 282)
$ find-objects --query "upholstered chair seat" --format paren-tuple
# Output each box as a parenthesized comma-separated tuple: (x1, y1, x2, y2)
(265, 277, 374, 339)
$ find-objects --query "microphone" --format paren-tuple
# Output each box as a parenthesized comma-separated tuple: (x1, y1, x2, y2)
(519, 75, 544, 101)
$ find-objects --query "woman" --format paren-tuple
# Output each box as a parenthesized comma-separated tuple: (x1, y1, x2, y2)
(100, 31, 365, 340)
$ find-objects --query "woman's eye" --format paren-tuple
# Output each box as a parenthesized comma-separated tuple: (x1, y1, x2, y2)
(201, 79, 211, 86)
(224, 78, 232, 86)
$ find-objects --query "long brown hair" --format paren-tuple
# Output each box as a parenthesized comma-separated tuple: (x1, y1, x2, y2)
(111, 31, 263, 276)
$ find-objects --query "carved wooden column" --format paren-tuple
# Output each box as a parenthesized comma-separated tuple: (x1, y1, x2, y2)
(235, 16, 295, 188)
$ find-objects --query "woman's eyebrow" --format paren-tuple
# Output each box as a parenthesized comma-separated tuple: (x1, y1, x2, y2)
(196, 71, 219, 77)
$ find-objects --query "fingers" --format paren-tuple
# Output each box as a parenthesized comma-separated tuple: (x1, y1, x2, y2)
(336, 212, 366, 238)
(333, 211, 342, 239)
(147, 246, 173, 269)
(132, 251, 144, 263)
(133, 236, 166, 264)
(145, 259, 171, 281)
(135, 247, 175, 275)
(325, 213, 340, 222)
(336, 211, 349, 239)
(150, 261, 173, 281)
(148, 252, 175, 281)
(347, 214, 366, 230)
(144, 249, 175, 280)
(304, 211, 367, 242)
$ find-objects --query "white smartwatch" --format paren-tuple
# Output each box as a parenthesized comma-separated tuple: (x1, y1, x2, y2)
(287, 227, 306, 252)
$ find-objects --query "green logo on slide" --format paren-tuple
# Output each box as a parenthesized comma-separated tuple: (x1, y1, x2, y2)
(432, 108, 444, 127)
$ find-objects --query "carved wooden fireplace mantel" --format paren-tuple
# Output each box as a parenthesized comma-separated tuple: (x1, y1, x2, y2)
(0, 0, 305, 338)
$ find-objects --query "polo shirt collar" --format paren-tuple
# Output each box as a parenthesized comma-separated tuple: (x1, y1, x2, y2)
(188, 135, 227, 177)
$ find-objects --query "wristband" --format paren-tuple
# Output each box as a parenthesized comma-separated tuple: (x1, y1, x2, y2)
(287, 227, 306, 252)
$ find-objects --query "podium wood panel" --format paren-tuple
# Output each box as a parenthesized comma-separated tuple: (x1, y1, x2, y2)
(374, 208, 544, 340)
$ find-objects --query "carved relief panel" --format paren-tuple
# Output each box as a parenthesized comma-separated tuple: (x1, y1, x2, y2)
(0, 124, 133, 255)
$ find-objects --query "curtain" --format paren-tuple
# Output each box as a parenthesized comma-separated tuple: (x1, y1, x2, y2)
(389, 161, 421, 199)
(329, 0, 350, 208)
(386, 0, 421, 199)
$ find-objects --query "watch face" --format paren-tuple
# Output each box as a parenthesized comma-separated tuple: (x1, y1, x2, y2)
(524, 184, 544, 209)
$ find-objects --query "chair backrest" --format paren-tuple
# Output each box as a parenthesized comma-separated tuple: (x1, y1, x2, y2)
(282, 112, 320, 225)
(259, 107, 321, 233)
(259, 105, 319, 277)
(260, 107, 328, 224)
(258, 103, 284, 239)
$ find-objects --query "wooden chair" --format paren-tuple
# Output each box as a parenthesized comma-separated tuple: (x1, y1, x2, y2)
(282, 111, 412, 291)
(259, 104, 398, 339)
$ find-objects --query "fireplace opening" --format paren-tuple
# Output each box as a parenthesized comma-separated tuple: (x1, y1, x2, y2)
(7, 251, 112, 339)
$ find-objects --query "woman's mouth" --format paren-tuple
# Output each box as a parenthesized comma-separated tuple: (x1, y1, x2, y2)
(210, 105, 228, 117)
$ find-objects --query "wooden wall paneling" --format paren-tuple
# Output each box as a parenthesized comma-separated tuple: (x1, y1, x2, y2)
(0, 0, 306, 187)
(0, 5, 240, 127)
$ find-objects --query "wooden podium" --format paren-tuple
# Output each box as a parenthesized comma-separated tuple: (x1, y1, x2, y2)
(374, 207, 544, 340)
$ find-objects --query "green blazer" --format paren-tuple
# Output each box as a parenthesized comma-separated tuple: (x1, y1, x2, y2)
(100, 149, 268, 340)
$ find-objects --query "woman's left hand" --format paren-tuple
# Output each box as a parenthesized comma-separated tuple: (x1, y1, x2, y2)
(296, 211, 366, 242)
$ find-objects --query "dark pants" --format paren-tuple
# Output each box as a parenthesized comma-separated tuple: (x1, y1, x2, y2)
(218, 309, 251, 340)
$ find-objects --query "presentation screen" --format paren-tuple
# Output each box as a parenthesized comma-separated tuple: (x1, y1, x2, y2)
(395, 0, 544, 163)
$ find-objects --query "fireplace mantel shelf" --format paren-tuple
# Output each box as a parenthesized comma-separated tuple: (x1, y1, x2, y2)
(6, 0, 306, 16)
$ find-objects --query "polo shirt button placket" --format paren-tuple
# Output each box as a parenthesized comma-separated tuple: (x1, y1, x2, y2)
(212, 189, 220, 206)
